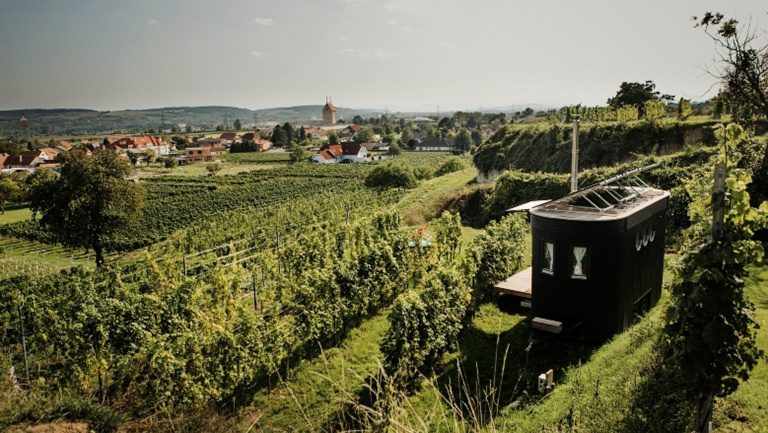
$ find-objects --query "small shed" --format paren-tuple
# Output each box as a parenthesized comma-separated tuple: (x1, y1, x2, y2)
(528, 169, 668, 341)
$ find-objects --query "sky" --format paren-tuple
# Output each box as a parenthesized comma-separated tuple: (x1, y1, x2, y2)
(1, 0, 766, 113)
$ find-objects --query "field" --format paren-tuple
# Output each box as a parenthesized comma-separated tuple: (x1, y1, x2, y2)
(1, 121, 767, 433)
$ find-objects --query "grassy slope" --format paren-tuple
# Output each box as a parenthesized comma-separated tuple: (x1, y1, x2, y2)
(231, 257, 768, 432)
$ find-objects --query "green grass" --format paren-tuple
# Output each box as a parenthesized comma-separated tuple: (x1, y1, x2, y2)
(238, 313, 391, 432)
(0, 237, 115, 278)
(394, 168, 477, 226)
(0, 207, 32, 225)
(715, 263, 768, 432)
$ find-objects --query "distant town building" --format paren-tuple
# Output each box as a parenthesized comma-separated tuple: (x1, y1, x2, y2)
(322, 98, 337, 124)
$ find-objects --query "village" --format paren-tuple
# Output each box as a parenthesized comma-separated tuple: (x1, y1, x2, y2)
(1, 100, 495, 174)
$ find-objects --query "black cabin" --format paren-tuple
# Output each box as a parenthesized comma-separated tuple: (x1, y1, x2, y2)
(528, 182, 669, 341)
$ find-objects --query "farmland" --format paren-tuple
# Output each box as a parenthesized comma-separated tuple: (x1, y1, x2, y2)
(1, 121, 767, 433)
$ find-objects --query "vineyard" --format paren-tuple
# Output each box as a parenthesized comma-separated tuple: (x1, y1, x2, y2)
(1, 131, 766, 432)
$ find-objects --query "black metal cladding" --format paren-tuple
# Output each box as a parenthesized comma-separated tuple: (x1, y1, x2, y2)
(529, 188, 669, 341)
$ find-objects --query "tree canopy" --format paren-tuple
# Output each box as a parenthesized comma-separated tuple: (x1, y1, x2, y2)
(607, 80, 674, 117)
(29, 151, 145, 267)
(694, 12, 768, 123)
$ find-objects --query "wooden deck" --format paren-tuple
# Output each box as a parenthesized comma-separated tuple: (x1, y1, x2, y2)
(493, 267, 532, 299)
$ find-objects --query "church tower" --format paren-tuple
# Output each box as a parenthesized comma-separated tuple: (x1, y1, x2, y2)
(322, 97, 336, 124)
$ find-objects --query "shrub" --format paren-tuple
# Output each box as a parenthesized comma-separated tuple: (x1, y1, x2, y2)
(365, 161, 418, 189)
(434, 156, 469, 176)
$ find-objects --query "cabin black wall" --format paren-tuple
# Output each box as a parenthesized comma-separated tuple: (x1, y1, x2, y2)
(530, 196, 668, 341)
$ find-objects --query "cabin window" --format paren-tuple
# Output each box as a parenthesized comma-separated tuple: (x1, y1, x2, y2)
(541, 241, 554, 275)
(571, 246, 588, 279)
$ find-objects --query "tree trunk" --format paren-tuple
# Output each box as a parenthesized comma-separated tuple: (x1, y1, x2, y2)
(93, 243, 105, 268)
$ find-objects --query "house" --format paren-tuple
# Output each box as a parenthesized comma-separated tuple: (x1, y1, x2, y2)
(311, 149, 338, 164)
(304, 127, 328, 141)
(310, 143, 369, 163)
(254, 139, 272, 151)
(3, 149, 55, 168)
(322, 98, 337, 124)
(241, 132, 258, 142)
(339, 124, 362, 141)
(111, 136, 170, 156)
(184, 147, 215, 164)
(219, 132, 240, 146)
(48, 139, 72, 152)
(197, 138, 222, 148)
(414, 137, 453, 151)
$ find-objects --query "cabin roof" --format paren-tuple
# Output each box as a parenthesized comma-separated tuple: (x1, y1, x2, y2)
(531, 186, 668, 221)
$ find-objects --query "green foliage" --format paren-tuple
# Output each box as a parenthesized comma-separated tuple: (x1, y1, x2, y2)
(473, 121, 719, 176)
(663, 124, 768, 399)
(434, 156, 469, 177)
(28, 151, 145, 267)
(365, 161, 418, 189)
(290, 146, 308, 163)
(453, 129, 472, 152)
(432, 211, 462, 259)
(643, 99, 667, 123)
(616, 105, 639, 122)
(381, 266, 471, 386)
(677, 98, 693, 120)
(354, 127, 375, 144)
(607, 80, 674, 116)
(464, 213, 528, 308)
(694, 12, 768, 122)
(205, 163, 222, 175)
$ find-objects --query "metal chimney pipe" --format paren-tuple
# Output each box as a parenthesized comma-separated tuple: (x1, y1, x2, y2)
(571, 116, 580, 193)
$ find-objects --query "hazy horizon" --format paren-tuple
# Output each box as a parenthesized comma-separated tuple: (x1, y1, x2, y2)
(2, 0, 766, 112)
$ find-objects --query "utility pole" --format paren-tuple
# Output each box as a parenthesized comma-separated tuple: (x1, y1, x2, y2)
(570, 116, 580, 193)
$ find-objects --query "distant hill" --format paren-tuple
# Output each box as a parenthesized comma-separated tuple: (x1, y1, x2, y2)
(0, 105, 383, 136)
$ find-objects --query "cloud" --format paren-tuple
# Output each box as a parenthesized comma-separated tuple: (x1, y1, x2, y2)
(339, 48, 356, 54)
(249, 50, 265, 58)
(250, 17, 273, 26)
(387, 19, 398, 26)
(147, 18, 159, 25)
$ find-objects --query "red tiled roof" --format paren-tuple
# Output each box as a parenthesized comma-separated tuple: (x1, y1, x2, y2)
(219, 132, 238, 140)
(324, 102, 336, 112)
(319, 144, 342, 156)
(341, 143, 362, 155)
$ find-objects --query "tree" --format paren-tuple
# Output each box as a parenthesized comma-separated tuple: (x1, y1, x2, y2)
(29, 151, 146, 267)
(0, 176, 21, 214)
(271, 125, 288, 147)
(677, 98, 693, 120)
(387, 142, 402, 156)
(352, 115, 364, 125)
(354, 127, 375, 144)
(471, 129, 483, 148)
(171, 124, 181, 133)
(694, 12, 768, 122)
(607, 80, 674, 116)
(206, 163, 222, 176)
(327, 130, 340, 145)
(290, 146, 308, 163)
(185, 124, 193, 133)
(141, 149, 158, 166)
(400, 127, 413, 147)
(233, 118, 242, 130)
(283, 122, 294, 145)
(453, 129, 472, 152)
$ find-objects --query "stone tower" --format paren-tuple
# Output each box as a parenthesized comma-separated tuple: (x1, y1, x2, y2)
(322, 97, 336, 124)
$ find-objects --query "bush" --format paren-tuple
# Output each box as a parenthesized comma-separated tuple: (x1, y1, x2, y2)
(365, 161, 418, 189)
(434, 156, 469, 176)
